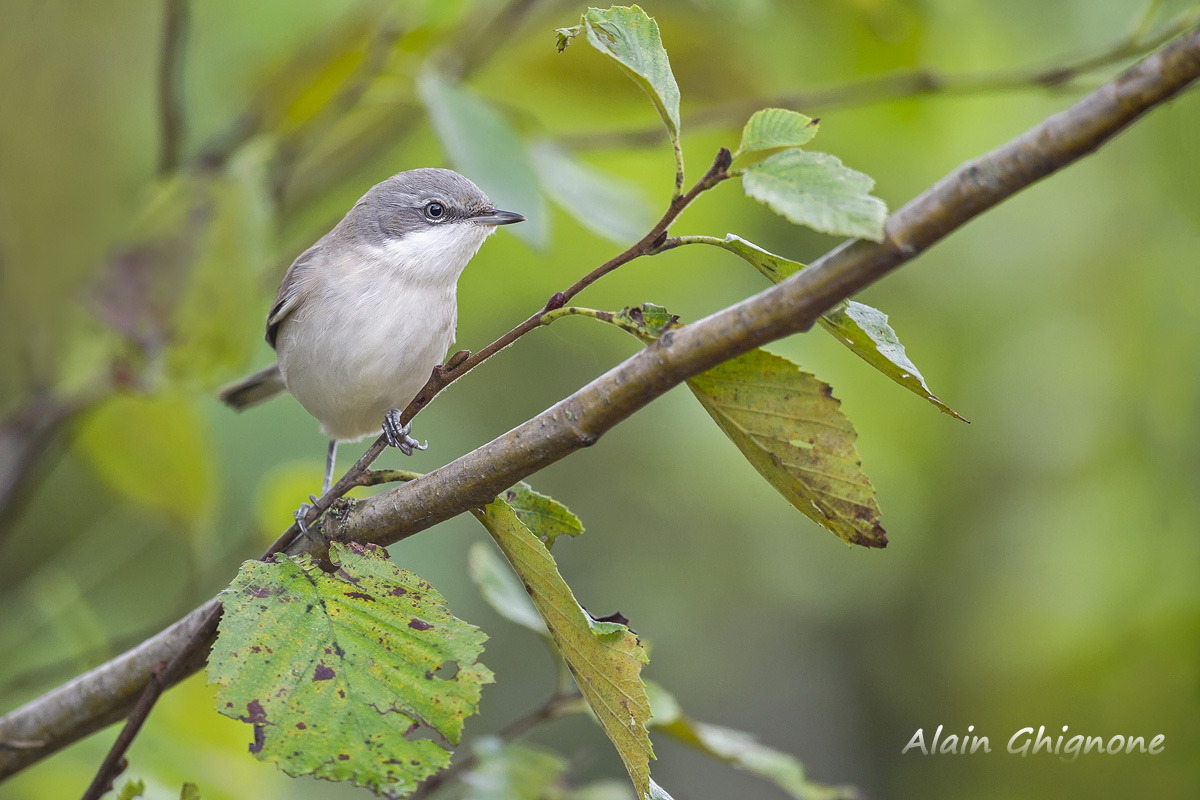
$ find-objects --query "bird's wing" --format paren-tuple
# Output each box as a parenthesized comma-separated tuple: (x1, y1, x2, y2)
(266, 243, 321, 349)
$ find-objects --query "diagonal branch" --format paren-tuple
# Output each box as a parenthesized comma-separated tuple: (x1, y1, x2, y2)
(2, 21, 1198, 783)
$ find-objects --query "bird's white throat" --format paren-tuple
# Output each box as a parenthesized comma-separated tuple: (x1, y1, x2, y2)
(374, 222, 494, 289)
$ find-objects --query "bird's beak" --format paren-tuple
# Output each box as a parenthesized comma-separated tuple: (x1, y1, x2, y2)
(471, 208, 526, 226)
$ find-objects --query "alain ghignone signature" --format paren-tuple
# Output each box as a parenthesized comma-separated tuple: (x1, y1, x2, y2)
(902, 725, 1165, 763)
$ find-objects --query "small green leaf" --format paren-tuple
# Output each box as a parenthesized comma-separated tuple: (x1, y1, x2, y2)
(688, 350, 886, 548)
(116, 779, 146, 800)
(612, 303, 680, 341)
(418, 69, 548, 248)
(735, 109, 819, 161)
(822, 301, 967, 422)
(209, 542, 493, 797)
(579, 6, 681, 141)
(646, 682, 857, 800)
(684, 235, 965, 420)
(472, 499, 655, 798)
(531, 141, 655, 244)
(555, 24, 582, 52)
(742, 149, 887, 241)
(76, 392, 216, 525)
(468, 541, 548, 636)
(462, 737, 568, 800)
(179, 784, 202, 800)
(501, 481, 585, 549)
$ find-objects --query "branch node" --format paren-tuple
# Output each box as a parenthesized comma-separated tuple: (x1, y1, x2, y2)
(544, 291, 567, 312)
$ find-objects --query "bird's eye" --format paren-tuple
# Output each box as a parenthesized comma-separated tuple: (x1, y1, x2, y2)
(424, 202, 445, 220)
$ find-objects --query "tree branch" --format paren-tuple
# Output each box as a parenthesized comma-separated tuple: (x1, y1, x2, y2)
(3, 20, 1198, 783)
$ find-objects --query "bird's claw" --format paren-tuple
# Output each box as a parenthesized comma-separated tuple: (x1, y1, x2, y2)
(383, 408, 428, 456)
(294, 503, 313, 535)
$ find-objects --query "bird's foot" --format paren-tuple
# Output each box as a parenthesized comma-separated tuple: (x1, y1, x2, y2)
(383, 409, 428, 456)
(294, 502, 314, 535)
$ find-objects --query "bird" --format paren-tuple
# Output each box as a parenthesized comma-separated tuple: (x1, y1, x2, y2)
(218, 168, 524, 513)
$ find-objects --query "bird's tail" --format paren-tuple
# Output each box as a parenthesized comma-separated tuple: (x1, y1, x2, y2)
(218, 363, 286, 410)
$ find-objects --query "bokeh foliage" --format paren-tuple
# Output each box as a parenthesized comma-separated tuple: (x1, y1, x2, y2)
(2, 1, 1199, 798)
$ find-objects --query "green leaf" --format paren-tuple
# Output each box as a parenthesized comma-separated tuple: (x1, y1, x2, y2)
(555, 24, 582, 52)
(530, 141, 654, 244)
(180, 784, 201, 800)
(502, 481, 584, 549)
(462, 737, 568, 800)
(209, 542, 493, 797)
(116, 779, 146, 800)
(561, 5, 683, 186)
(735, 109, 819, 161)
(417, 69, 548, 247)
(612, 303, 681, 341)
(741, 149, 887, 241)
(646, 682, 857, 800)
(684, 234, 965, 421)
(687, 349, 887, 548)
(579, 6, 681, 140)
(468, 541, 547, 636)
(76, 392, 216, 525)
(471, 499, 655, 798)
(821, 301, 968, 422)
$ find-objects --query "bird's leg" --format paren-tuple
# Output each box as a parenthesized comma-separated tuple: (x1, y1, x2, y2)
(383, 408, 428, 456)
(322, 438, 338, 495)
(294, 439, 339, 535)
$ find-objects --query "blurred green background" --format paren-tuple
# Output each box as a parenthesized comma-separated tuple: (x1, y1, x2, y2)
(1, 0, 1198, 798)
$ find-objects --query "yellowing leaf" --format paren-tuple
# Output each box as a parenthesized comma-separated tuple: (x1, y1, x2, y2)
(687, 350, 886, 548)
(684, 234, 964, 420)
(471, 499, 655, 798)
(76, 392, 216, 525)
(209, 543, 493, 796)
(741, 150, 887, 241)
(735, 109, 819, 161)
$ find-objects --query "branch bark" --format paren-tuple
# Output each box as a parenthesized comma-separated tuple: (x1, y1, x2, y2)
(2, 21, 1198, 783)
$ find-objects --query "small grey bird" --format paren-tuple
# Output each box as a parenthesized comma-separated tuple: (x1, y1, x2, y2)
(219, 168, 524, 501)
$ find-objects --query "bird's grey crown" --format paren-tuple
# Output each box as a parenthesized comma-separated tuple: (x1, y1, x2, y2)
(336, 168, 495, 245)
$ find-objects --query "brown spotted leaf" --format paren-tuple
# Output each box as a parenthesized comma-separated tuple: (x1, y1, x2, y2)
(687, 349, 887, 548)
(208, 543, 493, 796)
(471, 500, 655, 798)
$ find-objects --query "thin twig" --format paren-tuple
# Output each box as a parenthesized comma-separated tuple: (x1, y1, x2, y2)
(78, 607, 220, 800)
(561, 9, 1200, 151)
(4, 21, 1199, 782)
(157, 0, 189, 175)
